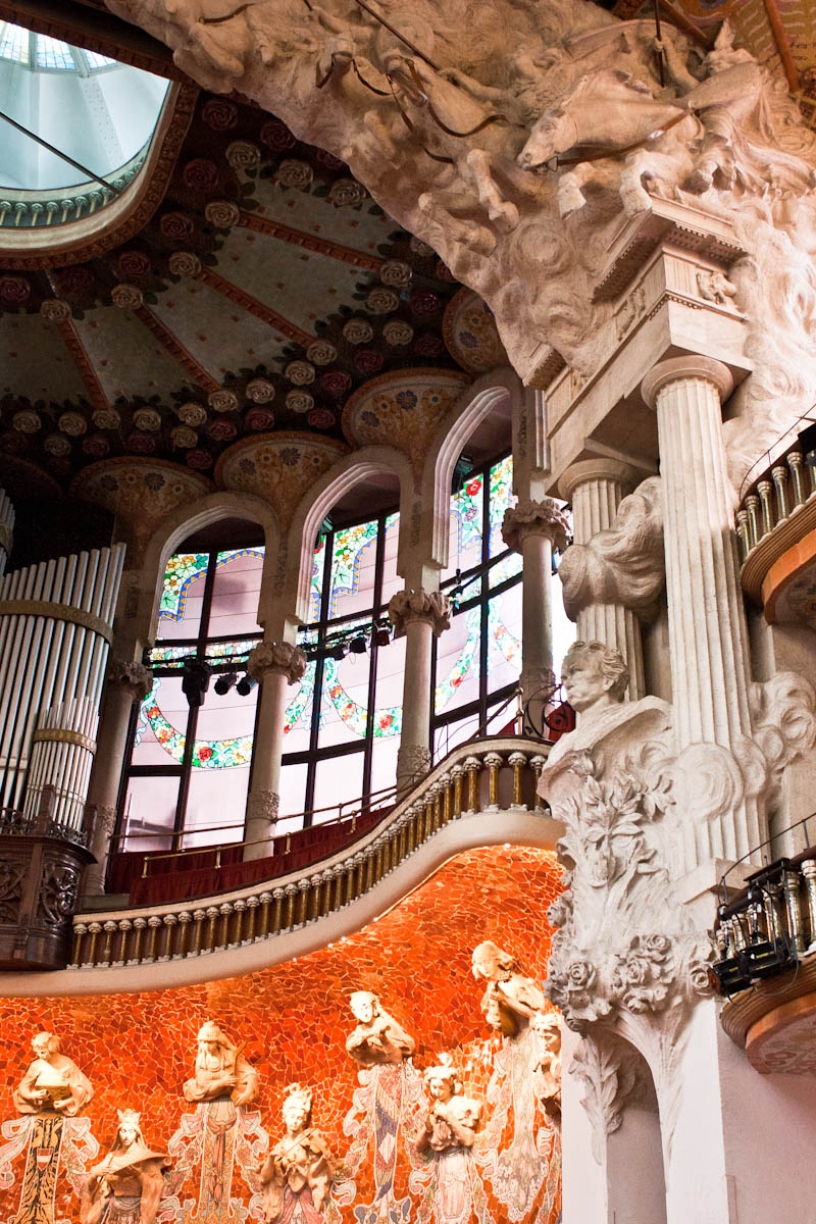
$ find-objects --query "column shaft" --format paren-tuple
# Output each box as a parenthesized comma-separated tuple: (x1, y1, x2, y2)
(561, 460, 646, 699)
(521, 530, 554, 700)
(244, 667, 288, 859)
(83, 683, 135, 895)
(397, 617, 434, 790)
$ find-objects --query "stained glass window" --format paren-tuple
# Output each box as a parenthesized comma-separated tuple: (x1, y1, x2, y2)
(432, 453, 527, 758)
(118, 545, 264, 855)
(278, 510, 402, 828)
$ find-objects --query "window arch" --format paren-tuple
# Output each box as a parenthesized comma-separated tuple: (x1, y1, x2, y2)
(119, 524, 265, 852)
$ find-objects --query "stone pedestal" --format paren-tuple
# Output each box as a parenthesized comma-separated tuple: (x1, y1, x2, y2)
(388, 589, 450, 793)
(501, 499, 569, 711)
(642, 358, 762, 867)
(559, 459, 646, 699)
(82, 659, 151, 896)
(243, 641, 306, 860)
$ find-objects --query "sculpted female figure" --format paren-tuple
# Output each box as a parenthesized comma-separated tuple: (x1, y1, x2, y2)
(80, 1110, 169, 1224)
(259, 1083, 334, 1223)
(345, 991, 415, 1067)
(14, 1031, 93, 1117)
(183, 1020, 259, 1106)
(471, 941, 546, 1036)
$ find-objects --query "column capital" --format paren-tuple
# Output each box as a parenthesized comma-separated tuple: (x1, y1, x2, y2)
(246, 640, 307, 685)
(558, 458, 641, 503)
(388, 589, 451, 637)
(501, 498, 569, 553)
(107, 657, 152, 702)
(641, 356, 734, 410)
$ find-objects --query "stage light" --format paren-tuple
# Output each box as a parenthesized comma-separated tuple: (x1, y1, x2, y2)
(214, 670, 239, 695)
(349, 635, 367, 655)
(236, 673, 258, 696)
(181, 659, 211, 708)
(331, 642, 348, 661)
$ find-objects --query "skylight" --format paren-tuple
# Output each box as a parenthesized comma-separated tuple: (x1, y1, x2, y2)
(0, 22, 169, 193)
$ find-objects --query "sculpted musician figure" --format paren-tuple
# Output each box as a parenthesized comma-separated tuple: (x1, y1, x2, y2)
(345, 991, 416, 1067)
(14, 1031, 93, 1117)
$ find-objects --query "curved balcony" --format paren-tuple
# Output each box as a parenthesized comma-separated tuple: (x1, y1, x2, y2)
(712, 819, 816, 1073)
(737, 423, 816, 621)
(0, 738, 559, 995)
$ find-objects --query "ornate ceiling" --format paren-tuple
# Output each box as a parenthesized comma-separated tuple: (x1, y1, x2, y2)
(0, 0, 812, 505)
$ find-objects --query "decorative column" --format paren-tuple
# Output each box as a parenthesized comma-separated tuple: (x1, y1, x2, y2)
(388, 589, 450, 794)
(501, 498, 570, 707)
(559, 459, 646, 699)
(641, 357, 761, 864)
(243, 640, 307, 860)
(82, 659, 152, 896)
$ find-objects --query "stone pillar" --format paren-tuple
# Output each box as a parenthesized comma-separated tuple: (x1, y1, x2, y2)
(82, 659, 152, 896)
(641, 357, 761, 865)
(243, 640, 307, 860)
(559, 459, 646, 699)
(388, 589, 451, 794)
(501, 498, 569, 707)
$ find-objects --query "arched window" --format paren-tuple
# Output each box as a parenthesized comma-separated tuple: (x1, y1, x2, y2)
(279, 507, 404, 826)
(119, 520, 264, 852)
(431, 452, 523, 756)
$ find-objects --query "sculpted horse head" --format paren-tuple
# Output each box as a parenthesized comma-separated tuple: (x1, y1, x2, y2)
(518, 69, 685, 171)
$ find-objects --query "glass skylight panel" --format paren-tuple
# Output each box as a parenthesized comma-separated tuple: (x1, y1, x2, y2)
(82, 49, 116, 71)
(35, 35, 74, 70)
(0, 23, 30, 64)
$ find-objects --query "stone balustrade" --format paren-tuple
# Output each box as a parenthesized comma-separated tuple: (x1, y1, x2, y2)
(0, 148, 147, 230)
(736, 439, 816, 564)
(69, 738, 550, 970)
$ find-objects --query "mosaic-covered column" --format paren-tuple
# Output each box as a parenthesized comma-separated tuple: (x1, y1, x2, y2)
(243, 640, 307, 860)
(642, 357, 761, 864)
(388, 589, 451, 794)
(83, 658, 152, 896)
(558, 458, 646, 699)
(502, 498, 569, 709)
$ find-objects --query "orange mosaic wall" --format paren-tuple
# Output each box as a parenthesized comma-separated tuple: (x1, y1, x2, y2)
(0, 846, 563, 1224)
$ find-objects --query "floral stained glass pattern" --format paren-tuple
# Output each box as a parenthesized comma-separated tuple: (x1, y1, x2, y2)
(328, 520, 380, 617)
(158, 553, 209, 621)
(135, 679, 254, 769)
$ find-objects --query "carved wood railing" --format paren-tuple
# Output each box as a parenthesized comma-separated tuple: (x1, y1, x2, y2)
(69, 738, 551, 970)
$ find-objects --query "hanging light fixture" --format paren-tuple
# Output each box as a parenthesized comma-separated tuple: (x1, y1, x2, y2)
(214, 670, 239, 695)
(236, 673, 258, 696)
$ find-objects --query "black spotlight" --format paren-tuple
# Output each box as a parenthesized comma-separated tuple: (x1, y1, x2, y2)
(214, 670, 239, 696)
(181, 659, 212, 708)
(236, 673, 258, 696)
(372, 626, 391, 648)
(331, 642, 348, 662)
(349, 635, 367, 655)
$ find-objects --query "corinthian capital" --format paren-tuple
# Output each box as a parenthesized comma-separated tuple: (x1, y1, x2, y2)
(246, 641, 307, 685)
(388, 589, 451, 637)
(108, 657, 152, 701)
(502, 499, 570, 553)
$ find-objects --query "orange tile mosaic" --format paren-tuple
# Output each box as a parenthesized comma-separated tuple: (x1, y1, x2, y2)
(0, 846, 563, 1224)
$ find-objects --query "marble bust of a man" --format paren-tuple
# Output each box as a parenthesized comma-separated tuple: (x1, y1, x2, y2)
(540, 641, 670, 789)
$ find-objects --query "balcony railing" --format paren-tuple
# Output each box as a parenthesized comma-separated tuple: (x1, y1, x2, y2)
(711, 815, 816, 998)
(69, 739, 551, 970)
(736, 441, 816, 566)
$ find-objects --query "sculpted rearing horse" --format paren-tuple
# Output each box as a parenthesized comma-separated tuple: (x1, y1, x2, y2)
(518, 69, 701, 216)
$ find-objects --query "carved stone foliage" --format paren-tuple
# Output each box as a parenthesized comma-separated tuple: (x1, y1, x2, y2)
(246, 641, 307, 685)
(501, 499, 570, 553)
(108, 657, 152, 702)
(111, 0, 816, 486)
(388, 590, 451, 638)
(558, 477, 664, 621)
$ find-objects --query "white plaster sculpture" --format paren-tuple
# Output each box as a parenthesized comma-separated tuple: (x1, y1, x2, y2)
(558, 477, 664, 622)
(258, 1083, 334, 1223)
(471, 940, 546, 1037)
(107, 0, 816, 487)
(345, 991, 416, 1067)
(80, 1109, 170, 1224)
(531, 1012, 562, 1120)
(183, 1020, 259, 1106)
(538, 639, 816, 1151)
(418, 1055, 482, 1154)
(14, 1032, 93, 1118)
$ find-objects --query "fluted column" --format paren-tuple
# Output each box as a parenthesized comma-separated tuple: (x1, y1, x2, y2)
(559, 459, 645, 699)
(82, 659, 152, 896)
(243, 640, 307, 860)
(388, 589, 451, 794)
(642, 357, 761, 863)
(501, 499, 569, 707)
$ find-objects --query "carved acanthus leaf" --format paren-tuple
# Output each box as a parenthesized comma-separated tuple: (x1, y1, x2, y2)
(501, 499, 570, 553)
(246, 641, 307, 685)
(388, 590, 450, 637)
